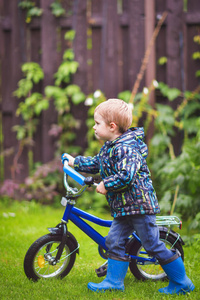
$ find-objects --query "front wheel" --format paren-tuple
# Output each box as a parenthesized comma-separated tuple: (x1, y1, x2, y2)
(128, 230, 184, 281)
(24, 234, 77, 281)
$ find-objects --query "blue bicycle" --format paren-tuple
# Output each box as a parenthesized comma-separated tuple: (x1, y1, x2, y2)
(24, 155, 184, 282)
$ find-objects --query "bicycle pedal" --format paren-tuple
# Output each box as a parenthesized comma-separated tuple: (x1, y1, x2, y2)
(95, 264, 107, 277)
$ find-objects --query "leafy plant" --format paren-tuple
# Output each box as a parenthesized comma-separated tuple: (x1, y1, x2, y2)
(13, 62, 48, 175)
(3, 29, 87, 202)
(50, 1, 65, 17)
(148, 83, 200, 230)
(44, 30, 86, 155)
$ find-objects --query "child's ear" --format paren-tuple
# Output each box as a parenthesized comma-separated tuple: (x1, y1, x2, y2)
(110, 122, 118, 131)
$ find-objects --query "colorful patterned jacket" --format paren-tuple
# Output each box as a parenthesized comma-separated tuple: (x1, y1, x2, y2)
(74, 127, 160, 218)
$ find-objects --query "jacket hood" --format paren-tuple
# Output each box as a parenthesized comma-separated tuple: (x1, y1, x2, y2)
(111, 127, 148, 158)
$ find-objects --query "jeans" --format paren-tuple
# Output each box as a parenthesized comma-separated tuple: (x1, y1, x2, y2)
(105, 214, 174, 262)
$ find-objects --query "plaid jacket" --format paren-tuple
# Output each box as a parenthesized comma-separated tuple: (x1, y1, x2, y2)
(74, 127, 160, 218)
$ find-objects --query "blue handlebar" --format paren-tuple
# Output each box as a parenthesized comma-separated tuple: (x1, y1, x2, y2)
(62, 153, 86, 186)
(61, 153, 69, 164)
(63, 165, 86, 186)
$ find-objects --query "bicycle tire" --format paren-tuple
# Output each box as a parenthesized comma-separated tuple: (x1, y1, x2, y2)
(128, 230, 184, 281)
(24, 234, 77, 281)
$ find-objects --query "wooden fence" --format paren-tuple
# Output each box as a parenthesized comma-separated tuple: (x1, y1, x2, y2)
(0, 0, 200, 182)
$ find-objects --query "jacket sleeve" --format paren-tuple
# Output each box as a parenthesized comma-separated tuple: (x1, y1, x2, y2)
(74, 154, 100, 174)
(103, 145, 142, 191)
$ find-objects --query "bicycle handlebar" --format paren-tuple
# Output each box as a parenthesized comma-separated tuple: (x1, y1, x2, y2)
(62, 154, 98, 198)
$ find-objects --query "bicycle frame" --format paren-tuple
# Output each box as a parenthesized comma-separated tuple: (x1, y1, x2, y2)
(60, 200, 147, 262)
(62, 203, 111, 250)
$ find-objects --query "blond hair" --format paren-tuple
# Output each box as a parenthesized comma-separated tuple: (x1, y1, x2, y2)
(94, 98, 132, 133)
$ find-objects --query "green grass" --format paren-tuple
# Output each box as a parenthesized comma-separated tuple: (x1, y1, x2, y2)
(0, 199, 199, 300)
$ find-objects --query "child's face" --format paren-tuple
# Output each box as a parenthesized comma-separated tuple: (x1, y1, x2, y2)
(93, 112, 115, 141)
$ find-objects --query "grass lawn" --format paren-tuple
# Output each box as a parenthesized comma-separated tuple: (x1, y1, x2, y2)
(0, 199, 199, 300)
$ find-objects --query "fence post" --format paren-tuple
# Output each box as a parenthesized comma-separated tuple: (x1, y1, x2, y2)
(166, 0, 184, 155)
(40, 0, 58, 163)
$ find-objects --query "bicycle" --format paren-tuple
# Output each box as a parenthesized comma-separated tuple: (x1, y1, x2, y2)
(24, 155, 185, 282)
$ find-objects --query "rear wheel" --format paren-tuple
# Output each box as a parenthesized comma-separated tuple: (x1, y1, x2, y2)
(129, 230, 184, 281)
(24, 234, 77, 281)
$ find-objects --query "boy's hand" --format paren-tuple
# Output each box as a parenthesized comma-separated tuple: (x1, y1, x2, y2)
(62, 153, 75, 167)
(96, 181, 107, 195)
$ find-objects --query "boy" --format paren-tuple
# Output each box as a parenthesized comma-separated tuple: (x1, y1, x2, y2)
(65, 98, 194, 294)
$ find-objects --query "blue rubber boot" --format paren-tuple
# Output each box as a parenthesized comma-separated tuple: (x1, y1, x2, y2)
(88, 258, 129, 292)
(159, 256, 195, 295)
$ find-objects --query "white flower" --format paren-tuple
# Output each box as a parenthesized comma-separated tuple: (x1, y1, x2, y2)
(153, 80, 159, 88)
(93, 90, 101, 98)
(84, 97, 93, 106)
(143, 87, 149, 95)
(128, 103, 134, 111)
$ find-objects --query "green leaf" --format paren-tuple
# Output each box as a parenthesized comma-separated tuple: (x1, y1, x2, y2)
(65, 84, 80, 96)
(27, 7, 43, 18)
(18, 1, 35, 9)
(159, 191, 172, 212)
(192, 52, 200, 60)
(167, 88, 181, 101)
(71, 92, 85, 105)
(12, 125, 26, 140)
(45, 86, 64, 99)
(35, 99, 49, 115)
(25, 93, 42, 107)
(158, 56, 168, 65)
(22, 62, 44, 83)
(50, 2, 65, 17)
(151, 133, 170, 147)
(63, 49, 75, 61)
(54, 96, 69, 114)
(195, 70, 200, 77)
(158, 82, 181, 101)
(118, 90, 131, 103)
(13, 79, 33, 98)
(69, 61, 79, 74)
(174, 174, 185, 185)
(64, 30, 76, 41)
(156, 104, 175, 127)
(54, 61, 79, 85)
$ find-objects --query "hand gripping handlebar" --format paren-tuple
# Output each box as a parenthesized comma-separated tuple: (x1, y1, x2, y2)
(61, 153, 97, 198)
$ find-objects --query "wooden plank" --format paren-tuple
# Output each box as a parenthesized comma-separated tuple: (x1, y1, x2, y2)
(71, 0, 88, 149)
(127, 0, 145, 92)
(91, 27, 102, 91)
(184, 25, 200, 90)
(166, 0, 183, 90)
(1, 0, 29, 180)
(187, 0, 200, 12)
(40, 0, 58, 163)
(103, 0, 119, 97)
(155, 0, 166, 11)
(155, 26, 167, 84)
(166, 0, 184, 155)
(185, 12, 200, 24)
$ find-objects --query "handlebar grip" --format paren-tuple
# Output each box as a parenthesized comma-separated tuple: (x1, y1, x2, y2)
(63, 164, 86, 186)
(61, 153, 69, 164)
